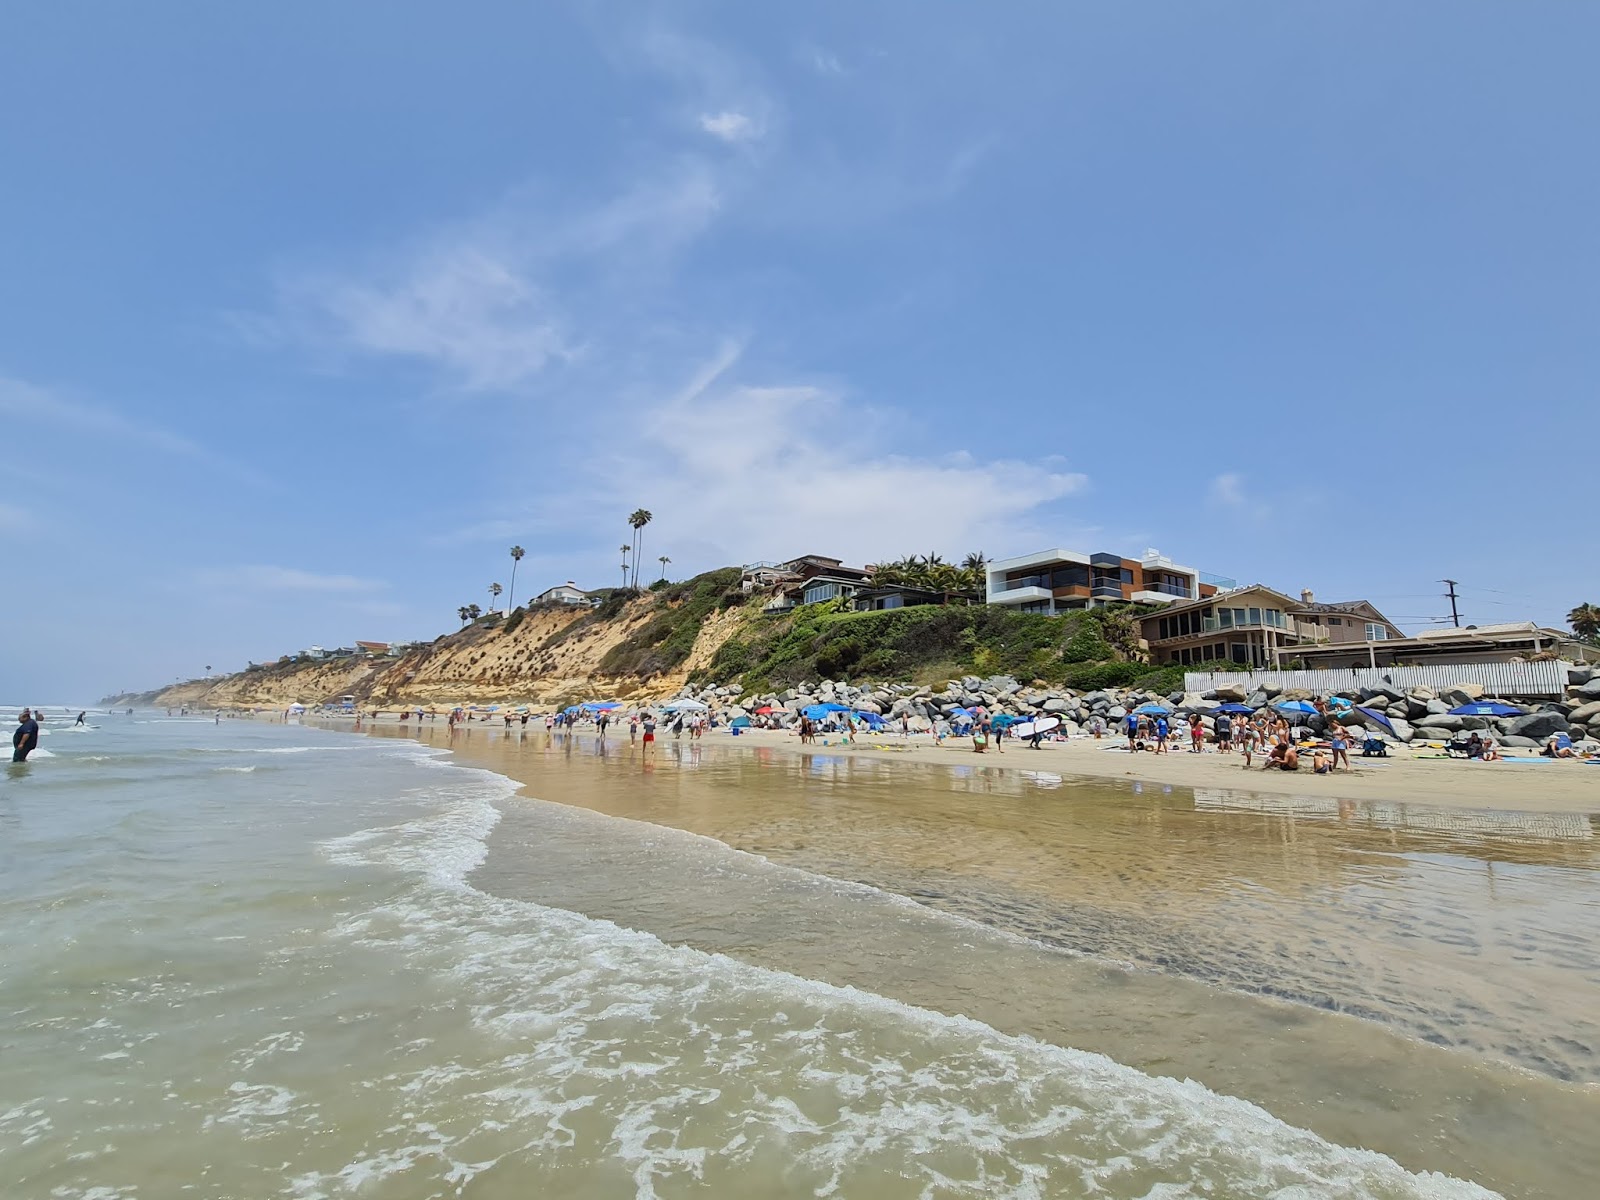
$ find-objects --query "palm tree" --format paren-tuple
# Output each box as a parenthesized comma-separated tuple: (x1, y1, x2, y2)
(488, 582, 502, 612)
(1569, 602, 1600, 641)
(458, 605, 472, 626)
(507, 546, 525, 609)
(658, 555, 671, 581)
(620, 544, 631, 590)
(628, 508, 653, 588)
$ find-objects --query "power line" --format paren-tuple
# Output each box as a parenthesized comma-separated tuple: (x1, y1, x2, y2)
(1441, 579, 1461, 628)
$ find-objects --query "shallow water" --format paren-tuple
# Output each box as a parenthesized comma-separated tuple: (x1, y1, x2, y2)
(1, 714, 1593, 1198)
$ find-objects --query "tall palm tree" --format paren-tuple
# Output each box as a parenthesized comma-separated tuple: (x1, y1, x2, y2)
(458, 605, 472, 626)
(620, 544, 631, 590)
(628, 508, 653, 588)
(1569, 602, 1600, 641)
(658, 555, 671, 581)
(507, 545, 525, 609)
(488, 582, 502, 612)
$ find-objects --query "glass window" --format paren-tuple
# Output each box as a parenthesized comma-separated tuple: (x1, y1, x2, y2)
(1121, 567, 1134, 583)
(1366, 623, 1388, 641)
(1231, 642, 1249, 664)
(1327, 616, 1342, 626)
(1233, 608, 1248, 625)
(1248, 607, 1261, 625)
(1218, 610, 1232, 628)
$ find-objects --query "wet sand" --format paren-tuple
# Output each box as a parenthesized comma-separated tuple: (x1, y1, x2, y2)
(358, 720, 1600, 1200)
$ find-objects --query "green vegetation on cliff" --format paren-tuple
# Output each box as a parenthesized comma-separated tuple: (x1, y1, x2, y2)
(597, 567, 744, 676)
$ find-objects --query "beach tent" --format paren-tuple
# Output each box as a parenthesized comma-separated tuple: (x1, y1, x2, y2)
(991, 713, 1021, 728)
(729, 715, 752, 729)
(581, 701, 619, 712)
(1214, 702, 1254, 714)
(286, 702, 306, 713)
(563, 705, 583, 715)
(661, 698, 709, 713)
(1275, 700, 1318, 715)
(1448, 701, 1522, 717)
(853, 710, 887, 727)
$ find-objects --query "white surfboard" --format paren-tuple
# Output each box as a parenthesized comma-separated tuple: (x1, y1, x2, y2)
(1011, 715, 1061, 739)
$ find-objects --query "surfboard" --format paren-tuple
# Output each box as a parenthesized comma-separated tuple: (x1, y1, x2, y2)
(1010, 715, 1061, 740)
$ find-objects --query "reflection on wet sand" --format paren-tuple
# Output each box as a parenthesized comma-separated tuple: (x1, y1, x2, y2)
(373, 724, 1600, 1200)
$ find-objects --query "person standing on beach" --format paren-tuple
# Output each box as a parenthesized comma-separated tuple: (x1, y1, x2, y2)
(1153, 714, 1169, 754)
(629, 714, 638, 743)
(1329, 722, 1351, 771)
(13, 710, 40, 762)
(1124, 710, 1139, 749)
(641, 712, 657, 753)
(1215, 712, 1233, 753)
(1189, 713, 1204, 753)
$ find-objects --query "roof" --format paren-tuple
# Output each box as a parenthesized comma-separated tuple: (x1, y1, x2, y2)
(355, 640, 389, 650)
(1144, 583, 1300, 617)
(1413, 622, 1566, 642)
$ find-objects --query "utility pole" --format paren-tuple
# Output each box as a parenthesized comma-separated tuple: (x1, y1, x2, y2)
(1441, 579, 1461, 628)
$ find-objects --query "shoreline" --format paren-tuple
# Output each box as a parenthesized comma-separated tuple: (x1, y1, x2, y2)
(303, 712, 1600, 816)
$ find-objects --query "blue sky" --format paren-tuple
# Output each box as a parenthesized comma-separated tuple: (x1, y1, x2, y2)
(2, 2, 1596, 700)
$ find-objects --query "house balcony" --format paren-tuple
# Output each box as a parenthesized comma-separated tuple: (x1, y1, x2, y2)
(988, 585, 1054, 607)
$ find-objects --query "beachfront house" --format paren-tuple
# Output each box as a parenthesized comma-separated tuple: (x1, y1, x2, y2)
(986, 548, 1233, 615)
(535, 581, 599, 607)
(1138, 585, 1405, 668)
(853, 583, 975, 612)
(750, 554, 871, 611)
(1284, 621, 1600, 670)
(354, 640, 390, 657)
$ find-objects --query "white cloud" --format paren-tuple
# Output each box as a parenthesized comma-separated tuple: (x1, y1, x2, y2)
(699, 110, 760, 143)
(1209, 473, 1246, 507)
(192, 565, 384, 594)
(582, 345, 1089, 568)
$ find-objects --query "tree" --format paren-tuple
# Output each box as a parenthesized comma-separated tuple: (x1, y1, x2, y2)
(488, 582, 502, 612)
(508, 545, 525, 609)
(1570, 602, 1600, 642)
(620, 544, 631, 590)
(628, 508, 653, 588)
(463, 603, 482, 623)
(658, 554, 671, 581)
(458, 606, 472, 626)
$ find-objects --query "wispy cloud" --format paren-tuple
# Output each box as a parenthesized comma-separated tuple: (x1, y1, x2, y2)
(0, 375, 274, 487)
(699, 110, 761, 143)
(0, 502, 35, 536)
(1209, 472, 1246, 507)
(192, 565, 385, 594)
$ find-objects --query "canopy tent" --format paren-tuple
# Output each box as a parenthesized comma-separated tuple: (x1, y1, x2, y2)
(1214, 702, 1254, 714)
(1275, 700, 1318, 715)
(563, 705, 583, 715)
(581, 701, 620, 711)
(1448, 701, 1523, 717)
(286, 703, 306, 713)
(800, 703, 851, 720)
(661, 699, 709, 713)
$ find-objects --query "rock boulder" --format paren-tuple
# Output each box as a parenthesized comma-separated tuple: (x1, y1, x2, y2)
(1506, 711, 1570, 741)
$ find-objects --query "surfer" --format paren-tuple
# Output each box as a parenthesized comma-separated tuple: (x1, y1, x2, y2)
(13, 709, 40, 762)
(75, 711, 86, 726)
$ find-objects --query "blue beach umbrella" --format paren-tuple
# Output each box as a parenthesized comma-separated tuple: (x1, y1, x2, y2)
(1448, 701, 1523, 717)
(1275, 700, 1317, 715)
(991, 713, 1021, 728)
(1214, 702, 1255, 714)
(1355, 706, 1398, 737)
(1134, 703, 1171, 715)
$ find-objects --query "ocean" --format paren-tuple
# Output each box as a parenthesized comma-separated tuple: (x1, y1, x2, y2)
(0, 711, 1585, 1198)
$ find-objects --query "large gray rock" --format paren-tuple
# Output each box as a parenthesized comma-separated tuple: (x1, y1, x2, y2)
(1506, 711, 1570, 741)
(1565, 700, 1600, 725)
(1569, 666, 1595, 686)
(1246, 691, 1269, 709)
(1387, 717, 1415, 742)
(1403, 697, 1431, 720)
(1575, 678, 1600, 701)
(1108, 706, 1128, 720)
(1416, 714, 1465, 732)
(1501, 735, 1541, 748)
(1424, 698, 1451, 716)
(1439, 683, 1486, 706)
(1041, 697, 1071, 714)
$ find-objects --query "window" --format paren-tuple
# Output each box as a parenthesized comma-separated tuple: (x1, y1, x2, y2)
(1365, 623, 1388, 641)
(1231, 642, 1250, 664)
(1233, 608, 1248, 625)
(1158, 617, 1170, 640)
(1248, 607, 1262, 626)
(1328, 617, 1342, 626)
(1219, 609, 1232, 628)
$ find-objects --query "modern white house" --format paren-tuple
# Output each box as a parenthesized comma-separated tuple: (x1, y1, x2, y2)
(535, 581, 600, 607)
(985, 548, 1230, 614)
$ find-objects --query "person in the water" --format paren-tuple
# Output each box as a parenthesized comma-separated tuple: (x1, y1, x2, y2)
(13, 709, 40, 762)
(76, 711, 86, 726)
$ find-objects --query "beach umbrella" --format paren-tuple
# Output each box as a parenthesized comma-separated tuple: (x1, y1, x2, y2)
(1448, 701, 1523, 717)
(1355, 706, 1398, 737)
(1275, 700, 1317, 715)
(991, 713, 1021, 728)
(1134, 703, 1171, 715)
(1214, 702, 1254, 714)
(754, 706, 776, 715)
(661, 699, 710, 713)
(800, 703, 850, 720)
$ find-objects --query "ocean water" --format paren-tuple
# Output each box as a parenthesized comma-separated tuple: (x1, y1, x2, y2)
(0, 713, 1515, 1197)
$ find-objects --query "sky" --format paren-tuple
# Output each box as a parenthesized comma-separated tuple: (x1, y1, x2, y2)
(2, 2, 1597, 700)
